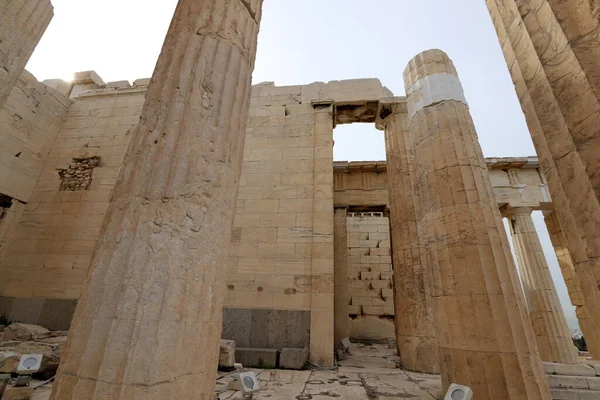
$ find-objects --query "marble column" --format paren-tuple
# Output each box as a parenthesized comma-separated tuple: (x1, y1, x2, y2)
(486, 0, 600, 340)
(544, 211, 600, 359)
(404, 49, 550, 399)
(334, 207, 349, 350)
(506, 207, 578, 363)
(0, 0, 53, 108)
(50, 1, 263, 399)
(379, 99, 438, 373)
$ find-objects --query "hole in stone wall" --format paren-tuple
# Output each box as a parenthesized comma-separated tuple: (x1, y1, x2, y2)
(57, 157, 101, 192)
(0, 194, 13, 220)
(333, 124, 385, 162)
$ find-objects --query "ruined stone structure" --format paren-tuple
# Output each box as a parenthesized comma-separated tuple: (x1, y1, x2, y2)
(2, 0, 600, 398)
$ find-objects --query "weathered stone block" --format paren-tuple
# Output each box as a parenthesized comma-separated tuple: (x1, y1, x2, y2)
(1, 386, 33, 400)
(2, 324, 49, 341)
(219, 340, 236, 369)
(553, 362, 596, 377)
(235, 348, 278, 369)
(547, 375, 589, 389)
(0, 352, 19, 373)
(279, 348, 308, 370)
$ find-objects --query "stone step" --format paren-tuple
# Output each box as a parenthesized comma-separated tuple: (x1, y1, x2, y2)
(544, 362, 600, 377)
(547, 374, 600, 390)
(551, 388, 600, 400)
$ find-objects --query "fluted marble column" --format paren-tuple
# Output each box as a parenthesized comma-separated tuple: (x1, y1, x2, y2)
(334, 207, 349, 349)
(379, 99, 438, 373)
(50, 1, 263, 399)
(487, 0, 600, 341)
(506, 207, 578, 363)
(544, 211, 600, 359)
(404, 49, 550, 399)
(545, 0, 600, 111)
(0, 0, 53, 108)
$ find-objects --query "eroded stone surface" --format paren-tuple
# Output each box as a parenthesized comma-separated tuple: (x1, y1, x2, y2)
(486, 0, 600, 350)
(0, 0, 53, 108)
(507, 207, 579, 364)
(49, 1, 264, 399)
(404, 49, 550, 399)
(380, 99, 438, 374)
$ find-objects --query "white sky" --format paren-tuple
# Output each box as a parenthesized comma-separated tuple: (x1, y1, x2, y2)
(26, 0, 579, 330)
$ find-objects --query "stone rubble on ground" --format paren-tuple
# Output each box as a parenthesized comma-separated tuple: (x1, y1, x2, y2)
(0, 323, 66, 375)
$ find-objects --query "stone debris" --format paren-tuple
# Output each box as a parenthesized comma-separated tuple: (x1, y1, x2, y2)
(1, 324, 49, 342)
(2, 386, 33, 400)
(0, 324, 66, 374)
(219, 340, 236, 369)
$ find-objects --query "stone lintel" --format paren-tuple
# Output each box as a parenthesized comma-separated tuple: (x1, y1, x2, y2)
(486, 157, 540, 170)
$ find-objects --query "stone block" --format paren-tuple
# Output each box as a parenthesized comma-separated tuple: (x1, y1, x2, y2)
(219, 340, 236, 369)
(235, 348, 278, 369)
(6, 298, 44, 325)
(106, 81, 131, 89)
(132, 78, 151, 87)
(279, 348, 309, 370)
(222, 308, 310, 350)
(1, 386, 33, 400)
(2, 324, 49, 341)
(587, 361, 600, 376)
(72, 71, 105, 86)
(547, 375, 589, 389)
(551, 362, 596, 377)
(0, 352, 19, 373)
(37, 299, 78, 331)
(587, 376, 600, 390)
(550, 389, 600, 400)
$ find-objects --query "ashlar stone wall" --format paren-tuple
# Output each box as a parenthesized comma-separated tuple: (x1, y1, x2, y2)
(0, 70, 71, 260)
(0, 76, 145, 299)
(347, 212, 395, 340)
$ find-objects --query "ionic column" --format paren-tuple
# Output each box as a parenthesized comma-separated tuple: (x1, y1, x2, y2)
(506, 207, 578, 364)
(404, 49, 550, 399)
(50, 1, 263, 399)
(378, 100, 438, 373)
(334, 207, 349, 349)
(0, 0, 53, 108)
(544, 211, 600, 359)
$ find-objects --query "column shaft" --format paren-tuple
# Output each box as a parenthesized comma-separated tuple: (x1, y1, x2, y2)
(0, 0, 53, 108)
(508, 209, 578, 363)
(545, 0, 600, 105)
(383, 101, 438, 374)
(513, 0, 600, 199)
(544, 211, 600, 358)
(334, 208, 349, 349)
(50, 1, 263, 399)
(404, 49, 550, 399)
(487, 0, 600, 357)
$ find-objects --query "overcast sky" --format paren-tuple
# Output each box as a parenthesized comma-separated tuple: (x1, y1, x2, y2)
(26, 0, 579, 331)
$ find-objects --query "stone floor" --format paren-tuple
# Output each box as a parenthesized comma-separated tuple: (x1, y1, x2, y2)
(28, 343, 443, 399)
(217, 343, 442, 399)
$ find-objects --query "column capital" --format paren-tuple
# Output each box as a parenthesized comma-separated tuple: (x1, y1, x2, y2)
(375, 97, 407, 130)
(503, 206, 534, 218)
